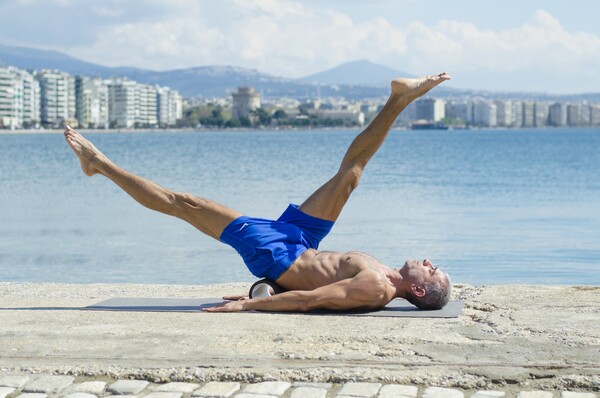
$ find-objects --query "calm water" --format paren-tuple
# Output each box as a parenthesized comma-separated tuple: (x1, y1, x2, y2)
(1, 128, 599, 285)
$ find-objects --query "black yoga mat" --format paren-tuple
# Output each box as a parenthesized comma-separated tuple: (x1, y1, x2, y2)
(84, 298, 464, 318)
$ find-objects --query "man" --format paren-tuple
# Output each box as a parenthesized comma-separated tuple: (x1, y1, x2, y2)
(64, 72, 452, 313)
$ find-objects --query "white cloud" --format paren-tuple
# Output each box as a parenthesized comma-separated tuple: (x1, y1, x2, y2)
(402, 10, 600, 75)
(14, 1, 594, 91)
(91, 5, 123, 18)
(67, 0, 408, 76)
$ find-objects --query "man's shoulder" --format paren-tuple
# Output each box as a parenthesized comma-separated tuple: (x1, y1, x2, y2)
(347, 269, 394, 306)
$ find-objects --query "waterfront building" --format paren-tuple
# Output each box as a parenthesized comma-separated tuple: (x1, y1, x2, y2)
(108, 79, 138, 128)
(567, 104, 583, 127)
(415, 98, 445, 121)
(0, 66, 41, 129)
(521, 101, 535, 127)
(157, 86, 183, 127)
(231, 86, 261, 120)
(0, 66, 22, 129)
(75, 77, 109, 128)
(472, 99, 497, 127)
(511, 101, 523, 127)
(590, 105, 600, 126)
(311, 109, 365, 126)
(494, 100, 513, 127)
(137, 83, 158, 127)
(36, 69, 76, 127)
(20, 69, 41, 128)
(445, 100, 472, 124)
(548, 103, 567, 126)
(360, 103, 378, 115)
(580, 104, 592, 126)
(534, 102, 549, 127)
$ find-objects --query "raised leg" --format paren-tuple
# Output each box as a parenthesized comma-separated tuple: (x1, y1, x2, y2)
(299, 72, 451, 222)
(64, 127, 241, 240)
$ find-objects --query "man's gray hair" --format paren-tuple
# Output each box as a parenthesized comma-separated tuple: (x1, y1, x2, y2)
(405, 273, 452, 310)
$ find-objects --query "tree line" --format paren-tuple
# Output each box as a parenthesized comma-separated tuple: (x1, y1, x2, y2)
(177, 104, 360, 128)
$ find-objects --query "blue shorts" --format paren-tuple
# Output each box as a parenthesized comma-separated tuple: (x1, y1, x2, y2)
(220, 204, 334, 281)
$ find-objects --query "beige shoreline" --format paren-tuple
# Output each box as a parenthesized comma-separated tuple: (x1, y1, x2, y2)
(0, 282, 599, 391)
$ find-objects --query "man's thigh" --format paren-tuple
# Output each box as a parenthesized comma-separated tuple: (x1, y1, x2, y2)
(173, 193, 242, 240)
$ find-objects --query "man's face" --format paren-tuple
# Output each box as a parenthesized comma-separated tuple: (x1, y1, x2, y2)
(400, 258, 445, 284)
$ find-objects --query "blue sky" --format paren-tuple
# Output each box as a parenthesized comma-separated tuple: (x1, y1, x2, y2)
(1, 0, 599, 94)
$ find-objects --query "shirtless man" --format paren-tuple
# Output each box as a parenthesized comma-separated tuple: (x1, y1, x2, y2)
(64, 72, 452, 312)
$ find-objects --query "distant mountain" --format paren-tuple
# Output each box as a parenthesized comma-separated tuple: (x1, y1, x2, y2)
(4, 43, 597, 102)
(0, 43, 399, 98)
(0, 43, 146, 77)
(300, 59, 414, 86)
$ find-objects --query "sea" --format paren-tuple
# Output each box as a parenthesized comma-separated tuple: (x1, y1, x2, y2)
(1, 128, 599, 286)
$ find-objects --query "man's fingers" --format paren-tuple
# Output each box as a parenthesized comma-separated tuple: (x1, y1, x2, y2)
(202, 306, 222, 312)
(202, 306, 233, 312)
(222, 295, 248, 301)
(202, 301, 245, 312)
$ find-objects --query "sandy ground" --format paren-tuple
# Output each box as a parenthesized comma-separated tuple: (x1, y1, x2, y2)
(0, 282, 598, 391)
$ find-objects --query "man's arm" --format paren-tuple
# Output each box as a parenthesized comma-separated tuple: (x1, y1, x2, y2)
(203, 271, 388, 313)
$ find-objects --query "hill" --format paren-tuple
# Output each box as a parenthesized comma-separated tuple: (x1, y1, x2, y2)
(3, 43, 598, 102)
(300, 59, 413, 86)
(0, 43, 396, 98)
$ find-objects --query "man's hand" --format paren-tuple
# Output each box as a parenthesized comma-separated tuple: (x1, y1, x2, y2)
(202, 300, 247, 312)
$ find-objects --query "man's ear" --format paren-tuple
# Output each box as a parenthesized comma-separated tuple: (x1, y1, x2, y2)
(411, 284, 426, 298)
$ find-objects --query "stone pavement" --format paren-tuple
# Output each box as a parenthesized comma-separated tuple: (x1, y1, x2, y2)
(0, 374, 597, 398)
(1, 283, 599, 396)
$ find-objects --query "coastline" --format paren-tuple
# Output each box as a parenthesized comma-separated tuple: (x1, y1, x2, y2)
(1, 126, 599, 135)
(0, 126, 366, 135)
(0, 282, 598, 393)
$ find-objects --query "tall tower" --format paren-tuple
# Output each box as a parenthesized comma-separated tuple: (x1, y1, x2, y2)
(232, 86, 261, 119)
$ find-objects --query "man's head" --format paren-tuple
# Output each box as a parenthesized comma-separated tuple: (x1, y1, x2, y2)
(400, 259, 451, 310)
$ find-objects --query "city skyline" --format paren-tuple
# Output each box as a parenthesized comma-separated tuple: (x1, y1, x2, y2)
(0, 1, 599, 94)
(3, 62, 599, 130)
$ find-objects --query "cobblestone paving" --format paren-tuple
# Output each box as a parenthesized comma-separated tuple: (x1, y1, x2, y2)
(0, 374, 597, 398)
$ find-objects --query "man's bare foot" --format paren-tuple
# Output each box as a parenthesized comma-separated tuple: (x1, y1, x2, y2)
(391, 72, 451, 100)
(64, 126, 109, 176)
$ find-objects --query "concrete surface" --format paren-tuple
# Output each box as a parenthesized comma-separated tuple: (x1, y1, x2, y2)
(0, 282, 599, 394)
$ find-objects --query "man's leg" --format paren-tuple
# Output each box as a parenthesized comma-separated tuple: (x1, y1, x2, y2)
(299, 73, 450, 221)
(64, 127, 241, 240)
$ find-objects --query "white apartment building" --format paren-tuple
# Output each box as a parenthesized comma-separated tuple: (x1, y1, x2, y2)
(567, 104, 583, 126)
(534, 102, 549, 127)
(20, 69, 40, 127)
(0, 66, 40, 129)
(0, 67, 22, 129)
(521, 101, 535, 127)
(75, 76, 109, 128)
(108, 79, 137, 128)
(36, 69, 75, 127)
(445, 100, 472, 124)
(494, 100, 513, 127)
(511, 101, 523, 127)
(548, 103, 567, 126)
(136, 83, 158, 127)
(107, 79, 153, 128)
(590, 105, 600, 126)
(311, 109, 365, 126)
(415, 98, 445, 121)
(157, 86, 183, 127)
(580, 104, 592, 125)
(472, 99, 497, 127)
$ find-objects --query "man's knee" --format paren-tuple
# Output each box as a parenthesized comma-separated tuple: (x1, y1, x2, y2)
(339, 166, 363, 193)
(172, 192, 210, 216)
